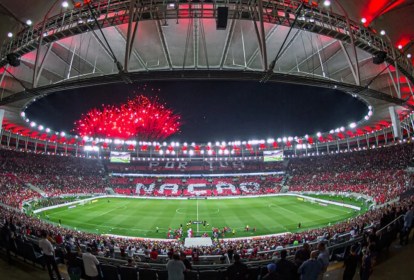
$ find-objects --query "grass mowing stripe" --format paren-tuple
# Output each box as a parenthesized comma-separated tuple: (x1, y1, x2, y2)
(39, 195, 364, 239)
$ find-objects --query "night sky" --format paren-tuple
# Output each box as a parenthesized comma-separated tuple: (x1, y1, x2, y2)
(25, 81, 367, 142)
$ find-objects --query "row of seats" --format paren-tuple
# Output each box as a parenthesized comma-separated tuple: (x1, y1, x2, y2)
(96, 263, 265, 280)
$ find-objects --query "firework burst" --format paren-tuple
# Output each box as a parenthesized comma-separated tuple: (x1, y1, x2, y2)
(74, 95, 181, 140)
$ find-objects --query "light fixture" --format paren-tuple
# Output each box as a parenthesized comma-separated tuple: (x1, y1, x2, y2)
(26, 19, 33, 26)
(62, 1, 69, 8)
(7, 32, 13, 38)
(323, 0, 331, 7)
(380, 30, 386, 36)
(398, 44, 403, 50)
(408, 54, 412, 59)
(361, 18, 367, 24)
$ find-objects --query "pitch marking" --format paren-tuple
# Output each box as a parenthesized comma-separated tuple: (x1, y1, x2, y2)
(176, 208, 220, 215)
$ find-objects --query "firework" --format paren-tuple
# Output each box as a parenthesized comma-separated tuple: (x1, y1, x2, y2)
(75, 95, 181, 140)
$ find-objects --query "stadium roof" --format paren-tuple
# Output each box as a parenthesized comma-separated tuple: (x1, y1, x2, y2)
(0, 0, 413, 144)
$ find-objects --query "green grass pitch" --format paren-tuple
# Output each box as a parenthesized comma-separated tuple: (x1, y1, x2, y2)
(39, 196, 366, 239)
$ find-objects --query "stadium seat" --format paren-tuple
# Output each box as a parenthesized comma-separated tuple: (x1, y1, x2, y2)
(186, 270, 199, 280)
(156, 269, 168, 280)
(76, 256, 86, 279)
(247, 266, 262, 280)
(101, 263, 120, 280)
(119, 266, 138, 280)
(331, 246, 347, 261)
(138, 268, 157, 280)
(14, 238, 25, 258)
(199, 270, 220, 280)
(22, 243, 44, 268)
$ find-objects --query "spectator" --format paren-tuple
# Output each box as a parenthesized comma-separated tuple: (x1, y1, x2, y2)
(298, 250, 322, 280)
(180, 252, 192, 269)
(65, 245, 82, 280)
(359, 247, 373, 280)
(82, 247, 100, 280)
(227, 254, 248, 280)
(39, 230, 64, 280)
(150, 247, 159, 261)
(166, 253, 186, 280)
(0, 221, 12, 264)
(400, 205, 413, 245)
(276, 249, 298, 280)
(342, 245, 358, 280)
(227, 246, 234, 261)
(126, 258, 137, 267)
(295, 243, 311, 267)
(317, 242, 329, 278)
(191, 248, 199, 264)
(262, 263, 278, 280)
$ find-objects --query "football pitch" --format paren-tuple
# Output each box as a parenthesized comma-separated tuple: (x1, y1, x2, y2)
(38, 195, 366, 239)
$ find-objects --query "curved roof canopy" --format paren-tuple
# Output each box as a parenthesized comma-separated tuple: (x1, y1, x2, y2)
(0, 0, 413, 144)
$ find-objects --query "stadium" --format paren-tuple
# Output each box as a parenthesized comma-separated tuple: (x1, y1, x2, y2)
(0, 0, 414, 280)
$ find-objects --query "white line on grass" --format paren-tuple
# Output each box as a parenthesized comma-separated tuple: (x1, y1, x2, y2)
(175, 208, 220, 215)
(196, 198, 199, 233)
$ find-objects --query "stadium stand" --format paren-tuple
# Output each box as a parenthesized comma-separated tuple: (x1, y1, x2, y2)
(0, 143, 413, 279)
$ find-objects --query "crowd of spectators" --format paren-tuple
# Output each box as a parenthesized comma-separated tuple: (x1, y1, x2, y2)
(287, 144, 413, 203)
(1, 143, 414, 279)
(112, 175, 283, 197)
(0, 149, 104, 176)
(0, 143, 412, 208)
(107, 160, 286, 174)
(0, 173, 40, 208)
(0, 149, 107, 204)
(1, 195, 413, 267)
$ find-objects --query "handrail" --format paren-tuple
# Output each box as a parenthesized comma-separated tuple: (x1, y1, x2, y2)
(376, 214, 405, 235)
